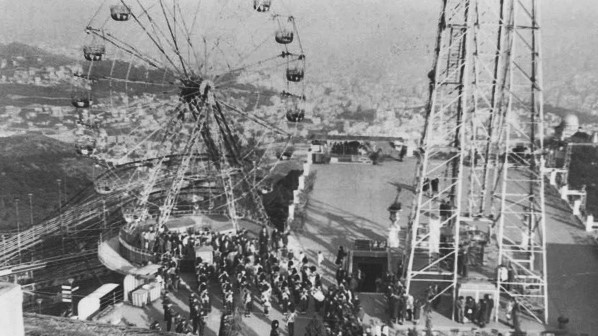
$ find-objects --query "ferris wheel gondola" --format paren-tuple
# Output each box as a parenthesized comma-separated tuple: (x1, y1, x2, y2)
(110, 4, 131, 22)
(71, 91, 94, 108)
(253, 0, 272, 12)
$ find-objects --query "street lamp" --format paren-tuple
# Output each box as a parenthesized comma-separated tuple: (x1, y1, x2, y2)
(387, 199, 402, 248)
(36, 298, 43, 314)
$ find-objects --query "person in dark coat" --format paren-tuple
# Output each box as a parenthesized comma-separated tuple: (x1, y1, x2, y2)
(440, 200, 450, 222)
(484, 294, 494, 324)
(389, 291, 398, 323)
(512, 299, 521, 332)
(191, 304, 202, 334)
(476, 298, 487, 327)
(336, 266, 346, 286)
(397, 294, 406, 325)
(399, 145, 407, 161)
(423, 178, 430, 196)
(335, 246, 347, 266)
(164, 306, 175, 331)
(464, 296, 475, 322)
(270, 320, 280, 336)
(430, 178, 439, 196)
(271, 228, 281, 252)
(197, 314, 206, 336)
(259, 226, 269, 256)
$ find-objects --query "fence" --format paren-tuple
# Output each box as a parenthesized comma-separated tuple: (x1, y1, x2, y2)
(117, 228, 156, 266)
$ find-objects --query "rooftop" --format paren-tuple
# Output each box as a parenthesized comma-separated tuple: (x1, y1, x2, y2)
(24, 313, 169, 336)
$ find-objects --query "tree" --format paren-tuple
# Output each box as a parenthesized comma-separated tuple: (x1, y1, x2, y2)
(305, 314, 326, 336)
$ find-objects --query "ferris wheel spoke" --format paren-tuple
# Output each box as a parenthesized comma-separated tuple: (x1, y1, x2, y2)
(157, 0, 190, 77)
(87, 0, 110, 29)
(290, 19, 304, 52)
(217, 99, 289, 136)
(98, 74, 175, 87)
(173, 1, 203, 73)
(213, 56, 288, 87)
(87, 28, 163, 69)
(129, 0, 183, 76)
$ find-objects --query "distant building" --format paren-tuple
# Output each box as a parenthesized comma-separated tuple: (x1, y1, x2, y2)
(554, 113, 580, 140)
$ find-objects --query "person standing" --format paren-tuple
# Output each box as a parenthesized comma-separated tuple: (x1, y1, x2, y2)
(270, 320, 280, 336)
(191, 304, 202, 335)
(412, 299, 421, 325)
(405, 293, 414, 321)
(336, 266, 346, 286)
(317, 251, 324, 267)
(197, 313, 206, 336)
(335, 246, 347, 266)
(477, 298, 487, 328)
(512, 298, 521, 332)
(484, 294, 494, 324)
(389, 290, 398, 324)
(397, 293, 406, 325)
(287, 308, 297, 336)
(164, 305, 174, 332)
(262, 292, 272, 316)
(243, 289, 252, 317)
(430, 178, 439, 197)
(455, 296, 465, 324)
(505, 298, 514, 328)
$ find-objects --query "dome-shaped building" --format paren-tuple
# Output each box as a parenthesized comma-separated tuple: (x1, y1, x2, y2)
(555, 113, 580, 140)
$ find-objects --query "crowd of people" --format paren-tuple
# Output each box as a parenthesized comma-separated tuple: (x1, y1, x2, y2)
(379, 272, 423, 326)
(137, 223, 512, 335)
(454, 294, 495, 328)
(329, 141, 363, 156)
(141, 225, 372, 335)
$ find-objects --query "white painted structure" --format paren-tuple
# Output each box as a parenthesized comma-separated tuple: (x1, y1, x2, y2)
(0, 282, 24, 336)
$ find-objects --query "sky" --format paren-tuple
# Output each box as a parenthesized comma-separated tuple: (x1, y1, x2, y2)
(0, 0, 596, 86)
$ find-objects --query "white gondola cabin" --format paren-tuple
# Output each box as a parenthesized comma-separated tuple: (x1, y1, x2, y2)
(286, 108, 305, 122)
(286, 67, 304, 82)
(95, 179, 115, 195)
(110, 4, 131, 21)
(275, 29, 294, 44)
(75, 136, 97, 156)
(83, 45, 106, 61)
(253, 0, 271, 12)
(71, 91, 94, 108)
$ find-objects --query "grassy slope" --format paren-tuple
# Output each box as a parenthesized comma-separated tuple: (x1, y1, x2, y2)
(0, 133, 94, 230)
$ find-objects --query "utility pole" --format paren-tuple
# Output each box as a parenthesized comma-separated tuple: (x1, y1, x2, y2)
(28, 193, 34, 227)
(57, 179, 63, 232)
(15, 198, 21, 262)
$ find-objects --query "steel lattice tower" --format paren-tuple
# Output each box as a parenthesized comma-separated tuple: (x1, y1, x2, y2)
(494, 0, 548, 324)
(405, 0, 548, 324)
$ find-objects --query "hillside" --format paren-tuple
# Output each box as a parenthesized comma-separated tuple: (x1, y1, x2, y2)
(0, 133, 94, 230)
(0, 42, 76, 68)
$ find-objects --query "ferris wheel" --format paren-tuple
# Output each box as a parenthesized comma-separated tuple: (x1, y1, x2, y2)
(72, 0, 307, 230)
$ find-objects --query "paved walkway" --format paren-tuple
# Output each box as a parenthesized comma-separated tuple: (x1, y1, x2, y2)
(296, 160, 598, 334)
